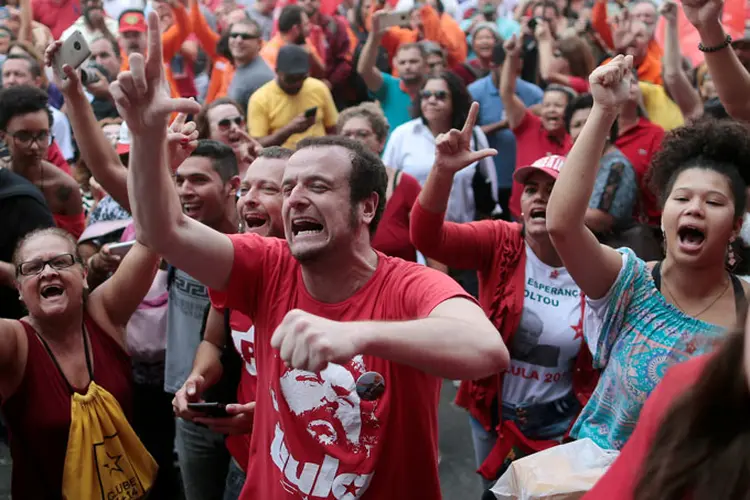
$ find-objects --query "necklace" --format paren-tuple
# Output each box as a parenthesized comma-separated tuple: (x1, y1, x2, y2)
(662, 274, 731, 319)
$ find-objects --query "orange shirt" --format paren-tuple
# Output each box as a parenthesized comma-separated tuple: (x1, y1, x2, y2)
(591, 0, 663, 70)
(189, 0, 234, 103)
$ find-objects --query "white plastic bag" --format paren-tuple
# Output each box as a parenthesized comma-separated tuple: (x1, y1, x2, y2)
(489, 438, 619, 500)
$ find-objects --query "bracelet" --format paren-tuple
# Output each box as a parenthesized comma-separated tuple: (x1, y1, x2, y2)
(698, 34, 732, 53)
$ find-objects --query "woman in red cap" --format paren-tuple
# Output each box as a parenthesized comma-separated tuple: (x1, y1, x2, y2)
(410, 102, 598, 489)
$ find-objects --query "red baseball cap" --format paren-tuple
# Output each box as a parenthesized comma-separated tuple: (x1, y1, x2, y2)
(119, 10, 146, 34)
(513, 155, 566, 184)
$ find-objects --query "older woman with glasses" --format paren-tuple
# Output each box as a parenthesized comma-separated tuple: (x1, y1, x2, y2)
(0, 227, 160, 497)
(337, 103, 422, 262)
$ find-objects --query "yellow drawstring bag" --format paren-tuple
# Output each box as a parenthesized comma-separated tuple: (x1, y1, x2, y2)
(62, 382, 158, 499)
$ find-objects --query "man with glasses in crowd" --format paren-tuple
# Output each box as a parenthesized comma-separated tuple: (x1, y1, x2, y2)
(226, 18, 275, 111)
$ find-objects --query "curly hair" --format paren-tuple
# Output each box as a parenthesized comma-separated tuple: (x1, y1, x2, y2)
(412, 71, 472, 131)
(0, 85, 53, 132)
(337, 102, 390, 142)
(648, 117, 750, 218)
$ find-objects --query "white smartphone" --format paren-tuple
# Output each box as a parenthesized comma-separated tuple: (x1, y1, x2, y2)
(379, 11, 411, 30)
(107, 241, 136, 257)
(53, 31, 91, 80)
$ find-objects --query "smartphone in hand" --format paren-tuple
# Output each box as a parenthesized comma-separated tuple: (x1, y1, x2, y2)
(53, 31, 92, 80)
(187, 402, 230, 418)
(304, 106, 318, 119)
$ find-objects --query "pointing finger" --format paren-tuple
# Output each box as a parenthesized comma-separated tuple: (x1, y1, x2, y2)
(130, 51, 148, 94)
(461, 102, 479, 137)
(145, 11, 164, 83)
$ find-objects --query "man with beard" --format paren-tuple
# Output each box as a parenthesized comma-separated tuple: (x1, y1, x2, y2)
(358, 10, 430, 130)
(113, 13, 509, 498)
(118, 9, 148, 58)
(260, 4, 326, 78)
(174, 146, 291, 500)
(60, 0, 119, 45)
(249, 44, 338, 148)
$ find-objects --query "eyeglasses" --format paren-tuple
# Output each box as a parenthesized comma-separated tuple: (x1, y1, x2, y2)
(342, 130, 373, 140)
(17, 253, 79, 277)
(10, 130, 50, 147)
(230, 32, 260, 40)
(420, 90, 449, 101)
(217, 116, 244, 129)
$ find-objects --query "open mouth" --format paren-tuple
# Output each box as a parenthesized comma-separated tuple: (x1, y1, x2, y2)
(677, 225, 705, 249)
(529, 208, 546, 220)
(291, 218, 324, 236)
(182, 203, 201, 217)
(243, 213, 267, 229)
(40, 284, 65, 299)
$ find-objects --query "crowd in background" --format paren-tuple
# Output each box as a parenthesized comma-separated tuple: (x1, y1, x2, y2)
(1, 0, 750, 497)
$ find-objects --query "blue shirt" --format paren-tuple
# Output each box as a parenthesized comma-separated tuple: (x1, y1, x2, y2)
(468, 75, 543, 188)
(371, 72, 415, 133)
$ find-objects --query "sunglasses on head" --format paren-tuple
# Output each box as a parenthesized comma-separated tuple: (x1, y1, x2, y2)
(230, 32, 259, 40)
(420, 90, 448, 101)
(218, 116, 244, 129)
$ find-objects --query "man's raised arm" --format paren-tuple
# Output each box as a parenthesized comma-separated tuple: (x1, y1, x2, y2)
(110, 12, 234, 291)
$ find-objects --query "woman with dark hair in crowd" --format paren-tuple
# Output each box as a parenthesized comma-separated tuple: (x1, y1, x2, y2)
(338, 102, 422, 262)
(411, 102, 598, 489)
(0, 227, 159, 497)
(452, 23, 501, 86)
(500, 34, 573, 221)
(547, 55, 750, 451)
(383, 70, 497, 224)
(564, 93, 638, 237)
(536, 20, 594, 93)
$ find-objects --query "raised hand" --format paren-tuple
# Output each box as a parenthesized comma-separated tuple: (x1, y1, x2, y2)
(236, 129, 263, 166)
(166, 113, 199, 172)
(589, 54, 633, 113)
(659, 0, 679, 24)
(534, 19, 552, 42)
(433, 102, 497, 175)
(270, 309, 360, 373)
(44, 41, 83, 95)
(109, 11, 200, 137)
(503, 34, 521, 59)
(682, 0, 723, 30)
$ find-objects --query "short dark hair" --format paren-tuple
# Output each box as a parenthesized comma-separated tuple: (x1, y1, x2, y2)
(413, 71, 472, 131)
(189, 139, 239, 183)
(649, 117, 750, 218)
(0, 85, 52, 131)
(564, 93, 618, 144)
(278, 5, 304, 33)
(396, 42, 426, 59)
(258, 146, 294, 159)
(5, 54, 42, 79)
(195, 97, 245, 139)
(295, 136, 387, 236)
(91, 35, 122, 61)
(531, 0, 560, 17)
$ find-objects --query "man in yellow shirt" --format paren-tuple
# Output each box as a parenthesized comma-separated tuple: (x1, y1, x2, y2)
(249, 45, 338, 149)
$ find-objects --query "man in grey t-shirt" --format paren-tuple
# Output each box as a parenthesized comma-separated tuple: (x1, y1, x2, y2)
(226, 18, 275, 111)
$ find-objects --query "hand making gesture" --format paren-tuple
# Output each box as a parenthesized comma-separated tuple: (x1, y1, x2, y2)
(682, 0, 723, 31)
(433, 102, 497, 175)
(110, 12, 201, 137)
(589, 54, 633, 114)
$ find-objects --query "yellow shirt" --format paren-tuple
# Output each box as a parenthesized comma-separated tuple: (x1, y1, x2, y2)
(248, 78, 339, 149)
(639, 82, 684, 131)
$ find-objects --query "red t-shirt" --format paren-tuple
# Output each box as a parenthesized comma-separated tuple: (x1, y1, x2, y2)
(615, 118, 665, 225)
(226, 310, 257, 472)
(509, 111, 572, 219)
(372, 172, 421, 262)
(47, 141, 72, 177)
(32, 0, 81, 40)
(583, 355, 709, 499)
(209, 234, 471, 499)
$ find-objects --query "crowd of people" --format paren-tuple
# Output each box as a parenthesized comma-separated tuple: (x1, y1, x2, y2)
(1, 0, 750, 497)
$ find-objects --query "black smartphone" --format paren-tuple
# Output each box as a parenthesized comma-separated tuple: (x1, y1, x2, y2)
(304, 106, 318, 119)
(187, 402, 229, 417)
(528, 17, 542, 30)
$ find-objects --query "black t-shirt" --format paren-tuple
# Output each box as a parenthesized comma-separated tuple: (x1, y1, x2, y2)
(0, 169, 55, 319)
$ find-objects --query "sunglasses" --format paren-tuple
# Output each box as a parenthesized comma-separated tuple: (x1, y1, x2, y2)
(218, 116, 244, 129)
(420, 90, 449, 101)
(17, 253, 79, 277)
(230, 32, 260, 40)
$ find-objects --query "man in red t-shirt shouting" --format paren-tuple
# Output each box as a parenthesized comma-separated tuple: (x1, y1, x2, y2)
(114, 12, 509, 499)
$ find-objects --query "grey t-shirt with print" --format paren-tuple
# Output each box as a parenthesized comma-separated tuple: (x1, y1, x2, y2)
(164, 268, 209, 394)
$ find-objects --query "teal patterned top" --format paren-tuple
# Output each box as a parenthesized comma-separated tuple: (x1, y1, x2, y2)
(570, 248, 726, 450)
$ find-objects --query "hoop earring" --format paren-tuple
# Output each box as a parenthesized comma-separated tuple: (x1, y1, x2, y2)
(728, 237, 738, 271)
